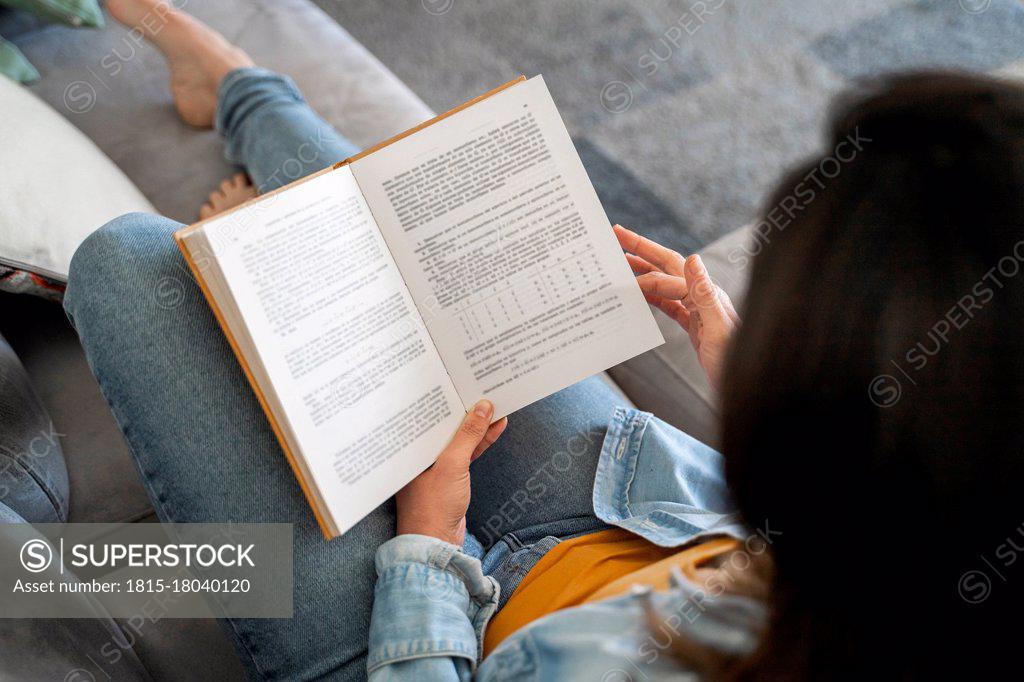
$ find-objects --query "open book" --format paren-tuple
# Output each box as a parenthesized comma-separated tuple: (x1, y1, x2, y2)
(175, 76, 664, 538)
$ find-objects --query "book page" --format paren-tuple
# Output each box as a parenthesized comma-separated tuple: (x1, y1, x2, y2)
(200, 167, 463, 535)
(351, 76, 664, 418)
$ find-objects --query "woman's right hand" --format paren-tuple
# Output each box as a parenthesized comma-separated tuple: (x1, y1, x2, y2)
(614, 224, 739, 391)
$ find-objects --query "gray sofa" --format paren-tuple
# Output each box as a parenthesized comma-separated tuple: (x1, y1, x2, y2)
(0, 0, 750, 679)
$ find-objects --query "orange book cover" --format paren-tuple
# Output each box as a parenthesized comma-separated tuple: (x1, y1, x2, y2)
(173, 77, 526, 538)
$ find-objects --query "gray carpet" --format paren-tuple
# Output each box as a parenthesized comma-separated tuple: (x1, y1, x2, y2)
(317, 0, 1024, 253)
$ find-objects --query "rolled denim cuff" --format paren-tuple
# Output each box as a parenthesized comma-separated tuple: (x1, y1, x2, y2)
(593, 407, 747, 546)
(368, 535, 499, 675)
(215, 67, 306, 166)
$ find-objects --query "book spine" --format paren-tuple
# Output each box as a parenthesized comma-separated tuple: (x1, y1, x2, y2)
(172, 234, 336, 539)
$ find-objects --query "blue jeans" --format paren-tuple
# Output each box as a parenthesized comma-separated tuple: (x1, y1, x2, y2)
(64, 68, 620, 681)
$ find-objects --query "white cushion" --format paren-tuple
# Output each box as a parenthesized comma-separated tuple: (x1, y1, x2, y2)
(14, 0, 434, 224)
(0, 76, 154, 280)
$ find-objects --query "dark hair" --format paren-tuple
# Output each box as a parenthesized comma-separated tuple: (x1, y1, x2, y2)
(720, 73, 1024, 679)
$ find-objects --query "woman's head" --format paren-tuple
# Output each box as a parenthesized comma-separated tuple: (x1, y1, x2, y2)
(721, 73, 1024, 678)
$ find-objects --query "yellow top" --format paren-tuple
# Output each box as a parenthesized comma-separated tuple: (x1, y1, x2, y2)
(483, 528, 739, 656)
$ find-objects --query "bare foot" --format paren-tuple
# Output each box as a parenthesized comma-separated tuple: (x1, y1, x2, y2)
(199, 173, 258, 219)
(106, 0, 253, 127)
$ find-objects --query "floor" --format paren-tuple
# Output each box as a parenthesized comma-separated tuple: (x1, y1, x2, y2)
(318, 0, 1024, 253)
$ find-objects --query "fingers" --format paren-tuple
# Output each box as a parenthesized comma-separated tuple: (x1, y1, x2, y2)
(719, 287, 740, 324)
(628, 251, 689, 325)
(625, 253, 657, 275)
(644, 294, 691, 331)
(454, 399, 494, 450)
(614, 224, 687, 276)
(635, 271, 688, 300)
(682, 255, 730, 323)
(439, 400, 499, 470)
(622, 236, 690, 329)
(615, 225, 734, 334)
(471, 417, 508, 462)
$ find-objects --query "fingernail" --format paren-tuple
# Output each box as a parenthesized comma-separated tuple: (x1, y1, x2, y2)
(697, 255, 709, 273)
(689, 254, 707, 277)
(474, 400, 493, 418)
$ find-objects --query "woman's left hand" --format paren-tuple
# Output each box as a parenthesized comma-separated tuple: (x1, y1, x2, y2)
(614, 224, 739, 391)
(395, 400, 508, 546)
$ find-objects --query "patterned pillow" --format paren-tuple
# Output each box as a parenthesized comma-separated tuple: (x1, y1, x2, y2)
(0, 266, 64, 301)
(0, 33, 38, 83)
(0, 0, 104, 83)
(0, 0, 103, 29)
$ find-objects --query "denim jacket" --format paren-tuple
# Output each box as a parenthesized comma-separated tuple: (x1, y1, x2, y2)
(367, 408, 766, 680)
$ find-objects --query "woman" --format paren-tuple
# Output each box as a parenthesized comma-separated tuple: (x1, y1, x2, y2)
(66, 1, 1021, 679)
